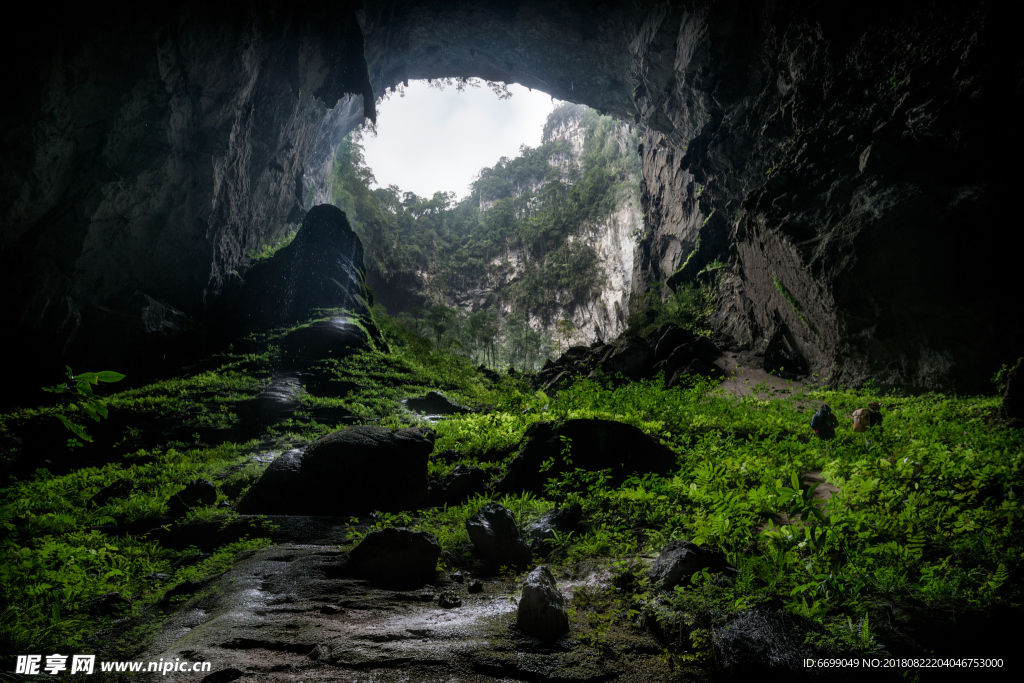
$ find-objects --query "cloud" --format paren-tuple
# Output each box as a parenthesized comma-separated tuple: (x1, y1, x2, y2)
(360, 81, 560, 200)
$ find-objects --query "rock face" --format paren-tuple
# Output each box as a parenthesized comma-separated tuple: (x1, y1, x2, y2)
(2, 3, 375, 396)
(465, 503, 532, 570)
(213, 205, 374, 338)
(236, 426, 433, 515)
(347, 527, 441, 587)
(516, 566, 569, 641)
(497, 419, 678, 494)
(627, 1, 1023, 392)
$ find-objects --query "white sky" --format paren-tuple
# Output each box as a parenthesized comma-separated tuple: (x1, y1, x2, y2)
(360, 80, 561, 200)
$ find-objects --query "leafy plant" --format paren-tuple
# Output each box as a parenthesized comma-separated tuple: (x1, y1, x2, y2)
(42, 367, 125, 448)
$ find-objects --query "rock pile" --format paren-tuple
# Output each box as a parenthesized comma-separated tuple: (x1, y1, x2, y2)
(532, 323, 722, 390)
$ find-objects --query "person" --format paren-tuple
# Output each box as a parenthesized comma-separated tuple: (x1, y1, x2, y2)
(810, 404, 839, 441)
(852, 402, 883, 445)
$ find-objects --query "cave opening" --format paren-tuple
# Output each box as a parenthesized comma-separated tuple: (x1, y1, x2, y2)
(2, 1, 1023, 676)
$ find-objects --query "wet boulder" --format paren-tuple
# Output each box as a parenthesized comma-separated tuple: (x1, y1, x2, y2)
(404, 391, 472, 417)
(496, 419, 678, 494)
(234, 374, 303, 429)
(465, 503, 531, 570)
(236, 426, 433, 515)
(524, 504, 583, 549)
(650, 540, 733, 591)
(348, 527, 441, 587)
(516, 566, 569, 641)
(712, 606, 816, 678)
(168, 479, 217, 516)
(278, 318, 372, 368)
(441, 464, 488, 504)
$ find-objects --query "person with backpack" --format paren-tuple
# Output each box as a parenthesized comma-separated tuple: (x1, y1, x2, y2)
(810, 404, 839, 441)
(852, 401, 883, 445)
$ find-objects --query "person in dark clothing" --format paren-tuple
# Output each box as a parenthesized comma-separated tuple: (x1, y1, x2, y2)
(866, 401, 883, 445)
(867, 402, 883, 429)
(810, 404, 839, 440)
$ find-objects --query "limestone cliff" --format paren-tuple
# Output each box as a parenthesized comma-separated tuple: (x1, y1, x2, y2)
(452, 105, 640, 347)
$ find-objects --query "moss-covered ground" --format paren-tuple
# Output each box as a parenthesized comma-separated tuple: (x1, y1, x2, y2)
(2, 309, 1021, 676)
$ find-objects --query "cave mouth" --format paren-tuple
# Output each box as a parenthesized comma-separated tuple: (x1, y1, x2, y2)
(355, 79, 562, 201)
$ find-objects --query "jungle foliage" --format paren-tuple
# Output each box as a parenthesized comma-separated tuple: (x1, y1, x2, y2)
(1, 305, 1021, 668)
(330, 103, 642, 371)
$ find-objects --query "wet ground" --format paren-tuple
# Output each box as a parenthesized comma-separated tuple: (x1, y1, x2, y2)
(135, 545, 681, 682)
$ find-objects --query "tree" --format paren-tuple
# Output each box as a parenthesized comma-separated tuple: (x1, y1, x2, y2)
(555, 318, 574, 355)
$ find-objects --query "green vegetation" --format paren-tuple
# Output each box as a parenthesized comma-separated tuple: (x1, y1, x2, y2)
(624, 282, 716, 339)
(773, 273, 817, 335)
(2, 302, 1021, 666)
(248, 230, 297, 263)
(42, 367, 125, 448)
(403, 373, 1023, 662)
(330, 102, 641, 370)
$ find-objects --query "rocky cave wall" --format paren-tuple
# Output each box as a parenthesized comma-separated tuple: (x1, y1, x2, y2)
(2, 0, 1021, 396)
(627, 0, 1024, 392)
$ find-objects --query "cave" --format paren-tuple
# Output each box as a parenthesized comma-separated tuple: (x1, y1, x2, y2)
(3, 0, 1021, 396)
(2, 0, 1022, 678)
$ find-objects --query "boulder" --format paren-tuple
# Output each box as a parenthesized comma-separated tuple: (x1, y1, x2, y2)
(598, 336, 654, 381)
(654, 326, 695, 362)
(441, 464, 488, 504)
(516, 566, 569, 641)
(405, 391, 472, 416)
(168, 479, 217, 516)
(667, 357, 726, 388)
(496, 419, 678, 494)
(437, 588, 462, 608)
(278, 318, 372, 367)
(348, 527, 441, 587)
(712, 607, 815, 677)
(214, 205, 375, 337)
(85, 591, 132, 617)
(477, 365, 502, 382)
(524, 504, 583, 549)
(650, 540, 733, 591)
(236, 426, 433, 515)
(465, 503, 531, 570)
(234, 374, 303, 428)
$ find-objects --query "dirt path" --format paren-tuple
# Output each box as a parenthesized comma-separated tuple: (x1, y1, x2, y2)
(711, 352, 842, 527)
(712, 350, 806, 398)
